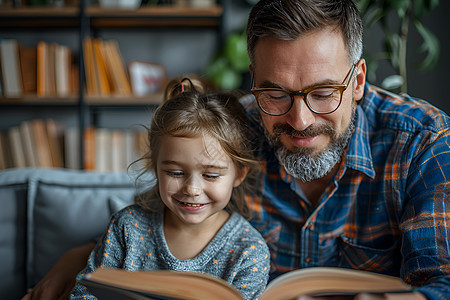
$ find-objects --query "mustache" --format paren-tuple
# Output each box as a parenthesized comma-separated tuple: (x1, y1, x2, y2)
(272, 123, 335, 138)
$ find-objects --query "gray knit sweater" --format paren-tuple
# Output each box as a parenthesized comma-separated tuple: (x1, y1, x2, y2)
(70, 204, 270, 300)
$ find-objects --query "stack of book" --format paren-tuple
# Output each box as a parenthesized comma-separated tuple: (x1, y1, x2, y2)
(0, 39, 79, 98)
(83, 37, 133, 97)
(0, 119, 147, 171)
(0, 37, 139, 99)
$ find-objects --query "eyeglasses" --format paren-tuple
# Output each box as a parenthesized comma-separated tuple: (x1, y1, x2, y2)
(251, 64, 356, 116)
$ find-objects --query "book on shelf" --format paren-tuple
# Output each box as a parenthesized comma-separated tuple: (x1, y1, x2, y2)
(0, 39, 23, 98)
(103, 39, 132, 96)
(19, 44, 37, 95)
(20, 121, 39, 167)
(83, 37, 99, 96)
(92, 38, 111, 96)
(64, 126, 80, 170)
(31, 119, 53, 168)
(8, 126, 26, 168)
(81, 37, 134, 97)
(0, 131, 13, 170)
(83, 126, 96, 170)
(37, 40, 76, 97)
(124, 130, 139, 169)
(0, 57, 3, 96)
(46, 119, 65, 168)
(2, 121, 145, 171)
(111, 129, 127, 172)
(55, 44, 71, 97)
(47, 42, 57, 96)
(94, 128, 112, 172)
(78, 267, 412, 300)
(36, 41, 48, 97)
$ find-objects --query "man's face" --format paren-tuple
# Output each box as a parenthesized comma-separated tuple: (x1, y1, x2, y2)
(251, 27, 365, 181)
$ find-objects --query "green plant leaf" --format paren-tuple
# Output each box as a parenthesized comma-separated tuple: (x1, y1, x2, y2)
(384, 32, 401, 69)
(381, 74, 404, 90)
(363, 7, 385, 28)
(205, 56, 242, 89)
(414, 0, 440, 19)
(224, 32, 250, 72)
(365, 57, 379, 83)
(387, 0, 411, 18)
(414, 20, 440, 70)
(205, 56, 228, 78)
(355, 0, 372, 16)
(214, 68, 242, 90)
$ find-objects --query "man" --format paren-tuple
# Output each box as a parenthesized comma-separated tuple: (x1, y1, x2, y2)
(23, 1, 450, 299)
(243, 0, 449, 299)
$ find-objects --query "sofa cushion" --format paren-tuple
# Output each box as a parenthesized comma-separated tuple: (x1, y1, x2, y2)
(27, 169, 137, 287)
(0, 169, 29, 300)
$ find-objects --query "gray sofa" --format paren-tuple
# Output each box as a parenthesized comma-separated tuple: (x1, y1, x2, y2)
(0, 168, 143, 299)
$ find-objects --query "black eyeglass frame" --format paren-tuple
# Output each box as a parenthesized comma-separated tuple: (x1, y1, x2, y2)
(251, 64, 357, 116)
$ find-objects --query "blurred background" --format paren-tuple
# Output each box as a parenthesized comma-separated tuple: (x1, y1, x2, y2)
(0, 0, 448, 170)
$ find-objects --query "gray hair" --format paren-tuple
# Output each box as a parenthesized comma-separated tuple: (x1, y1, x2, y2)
(247, 0, 363, 67)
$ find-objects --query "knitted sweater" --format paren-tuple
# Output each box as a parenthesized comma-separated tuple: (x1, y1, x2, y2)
(70, 204, 270, 300)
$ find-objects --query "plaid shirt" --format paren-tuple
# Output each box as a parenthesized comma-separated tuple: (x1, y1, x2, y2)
(242, 83, 450, 299)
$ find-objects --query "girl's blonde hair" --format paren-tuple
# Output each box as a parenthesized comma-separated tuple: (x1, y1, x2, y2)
(134, 77, 258, 218)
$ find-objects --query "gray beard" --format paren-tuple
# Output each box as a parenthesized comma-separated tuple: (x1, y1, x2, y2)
(266, 112, 356, 182)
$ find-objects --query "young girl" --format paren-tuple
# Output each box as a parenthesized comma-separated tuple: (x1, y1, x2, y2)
(70, 78, 270, 300)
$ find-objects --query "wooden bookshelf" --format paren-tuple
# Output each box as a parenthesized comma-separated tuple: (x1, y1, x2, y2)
(0, 6, 80, 16)
(0, 5, 223, 28)
(0, 6, 80, 28)
(86, 5, 223, 27)
(0, 1, 224, 170)
(0, 95, 79, 106)
(84, 92, 164, 106)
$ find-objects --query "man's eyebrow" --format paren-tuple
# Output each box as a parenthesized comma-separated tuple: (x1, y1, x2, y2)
(257, 79, 342, 91)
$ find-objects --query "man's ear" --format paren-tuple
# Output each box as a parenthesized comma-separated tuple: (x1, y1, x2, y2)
(234, 166, 249, 187)
(354, 59, 366, 101)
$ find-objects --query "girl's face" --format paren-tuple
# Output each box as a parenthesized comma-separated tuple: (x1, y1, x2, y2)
(156, 135, 246, 228)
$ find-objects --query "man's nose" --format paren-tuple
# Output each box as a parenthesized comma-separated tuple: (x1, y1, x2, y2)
(286, 96, 316, 131)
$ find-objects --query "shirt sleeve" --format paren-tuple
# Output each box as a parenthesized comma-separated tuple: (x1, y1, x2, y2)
(402, 131, 450, 299)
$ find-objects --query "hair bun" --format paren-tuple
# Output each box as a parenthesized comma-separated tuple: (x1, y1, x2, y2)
(164, 76, 208, 101)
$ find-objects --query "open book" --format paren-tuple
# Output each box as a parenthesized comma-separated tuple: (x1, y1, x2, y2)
(78, 267, 412, 300)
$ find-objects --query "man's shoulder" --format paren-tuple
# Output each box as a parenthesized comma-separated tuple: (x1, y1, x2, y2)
(362, 83, 450, 133)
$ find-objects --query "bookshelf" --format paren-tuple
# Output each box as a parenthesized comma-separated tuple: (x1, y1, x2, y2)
(0, 0, 225, 171)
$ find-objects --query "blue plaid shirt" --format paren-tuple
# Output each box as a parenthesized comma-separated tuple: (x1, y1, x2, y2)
(242, 83, 450, 299)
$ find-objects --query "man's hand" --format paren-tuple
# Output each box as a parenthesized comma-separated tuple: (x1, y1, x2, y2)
(296, 292, 426, 300)
(21, 242, 96, 300)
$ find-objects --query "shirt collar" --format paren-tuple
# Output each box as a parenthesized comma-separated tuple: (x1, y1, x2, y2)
(345, 105, 376, 179)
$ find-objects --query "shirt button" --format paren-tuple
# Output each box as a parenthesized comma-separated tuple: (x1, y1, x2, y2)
(305, 257, 311, 263)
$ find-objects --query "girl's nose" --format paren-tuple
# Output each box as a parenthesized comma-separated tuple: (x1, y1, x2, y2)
(183, 176, 202, 196)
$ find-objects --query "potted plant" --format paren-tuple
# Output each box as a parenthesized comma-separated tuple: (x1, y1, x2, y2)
(205, 29, 250, 90)
(356, 0, 440, 92)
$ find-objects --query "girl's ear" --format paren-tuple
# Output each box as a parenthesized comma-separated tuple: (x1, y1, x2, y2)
(233, 166, 249, 187)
